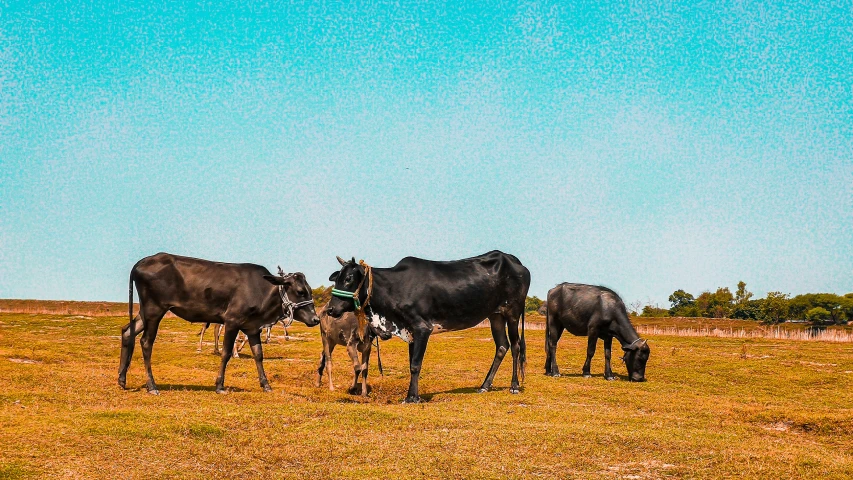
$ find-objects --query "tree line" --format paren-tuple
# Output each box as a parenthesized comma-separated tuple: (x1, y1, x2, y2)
(637, 281, 853, 325)
(315, 283, 853, 326)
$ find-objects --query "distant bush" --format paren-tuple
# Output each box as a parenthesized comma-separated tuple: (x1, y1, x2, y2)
(640, 305, 670, 317)
(805, 307, 831, 325)
(731, 301, 761, 320)
(525, 296, 543, 314)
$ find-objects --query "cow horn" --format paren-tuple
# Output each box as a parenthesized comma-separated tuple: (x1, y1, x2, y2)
(277, 265, 285, 276)
(640, 339, 648, 347)
(336, 256, 347, 266)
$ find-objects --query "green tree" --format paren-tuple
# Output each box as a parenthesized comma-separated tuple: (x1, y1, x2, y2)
(711, 287, 734, 318)
(760, 291, 790, 324)
(695, 288, 734, 318)
(789, 293, 852, 324)
(525, 296, 543, 314)
(668, 289, 696, 316)
(312, 285, 332, 307)
(732, 299, 761, 320)
(735, 281, 753, 305)
(805, 307, 831, 325)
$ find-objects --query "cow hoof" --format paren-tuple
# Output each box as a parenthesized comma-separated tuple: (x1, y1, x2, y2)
(510, 387, 520, 394)
(546, 372, 561, 378)
(118, 379, 126, 389)
(605, 376, 616, 381)
(582, 374, 592, 379)
(402, 396, 421, 404)
(262, 385, 272, 392)
(477, 387, 489, 394)
(347, 386, 360, 395)
(216, 387, 227, 395)
(147, 389, 160, 396)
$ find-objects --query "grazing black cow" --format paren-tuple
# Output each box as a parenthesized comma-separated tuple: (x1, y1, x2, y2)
(544, 283, 650, 382)
(118, 253, 320, 395)
(326, 251, 530, 403)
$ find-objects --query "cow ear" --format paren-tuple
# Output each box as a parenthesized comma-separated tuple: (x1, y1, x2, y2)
(263, 275, 293, 286)
(328, 271, 340, 282)
(350, 257, 356, 264)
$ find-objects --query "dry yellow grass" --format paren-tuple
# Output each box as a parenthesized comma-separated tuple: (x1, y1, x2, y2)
(1, 312, 852, 479)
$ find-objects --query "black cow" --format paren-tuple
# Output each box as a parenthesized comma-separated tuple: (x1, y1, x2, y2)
(326, 251, 530, 403)
(544, 283, 650, 382)
(118, 253, 320, 395)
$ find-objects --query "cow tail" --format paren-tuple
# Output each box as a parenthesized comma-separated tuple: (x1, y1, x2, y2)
(520, 309, 527, 383)
(128, 270, 135, 326)
(373, 334, 384, 376)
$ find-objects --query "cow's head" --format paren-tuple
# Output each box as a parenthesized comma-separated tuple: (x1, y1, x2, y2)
(326, 256, 365, 318)
(622, 339, 650, 382)
(262, 272, 320, 327)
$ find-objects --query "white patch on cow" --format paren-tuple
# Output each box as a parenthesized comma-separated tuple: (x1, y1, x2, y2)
(432, 323, 446, 333)
(395, 327, 413, 343)
(370, 312, 384, 330)
(371, 312, 413, 343)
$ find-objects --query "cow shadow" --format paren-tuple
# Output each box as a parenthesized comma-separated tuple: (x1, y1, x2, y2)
(547, 372, 630, 381)
(131, 384, 247, 393)
(421, 386, 514, 401)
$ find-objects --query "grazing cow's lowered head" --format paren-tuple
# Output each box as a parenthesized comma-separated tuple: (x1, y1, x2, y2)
(622, 339, 650, 382)
(326, 256, 366, 319)
(262, 272, 321, 327)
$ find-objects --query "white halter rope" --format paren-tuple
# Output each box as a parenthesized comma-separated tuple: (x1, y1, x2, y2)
(275, 266, 314, 327)
(621, 337, 646, 362)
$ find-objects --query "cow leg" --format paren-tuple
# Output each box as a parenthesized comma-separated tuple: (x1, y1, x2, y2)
(246, 332, 272, 392)
(346, 343, 361, 395)
(197, 323, 210, 352)
(359, 341, 371, 396)
(316, 335, 329, 388)
(213, 324, 222, 355)
(404, 330, 430, 403)
(214, 325, 240, 394)
(118, 315, 144, 389)
(582, 334, 598, 378)
(507, 316, 522, 394)
(603, 336, 616, 380)
(326, 342, 336, 391)
(139, 306, 167, 395)
(545, 321, 564, 377)
(235, 332, 248, 358)
(478, 316, 509, 393)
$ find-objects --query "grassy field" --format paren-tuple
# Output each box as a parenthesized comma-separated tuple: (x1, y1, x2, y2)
(1, 312, 852, 479)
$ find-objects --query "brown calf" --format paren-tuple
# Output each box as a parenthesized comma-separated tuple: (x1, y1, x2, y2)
(316, 304, 374, 396)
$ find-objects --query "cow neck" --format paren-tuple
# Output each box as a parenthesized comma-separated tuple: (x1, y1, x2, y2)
(612, 317, 642, 349)
(362, 268, 390, 318)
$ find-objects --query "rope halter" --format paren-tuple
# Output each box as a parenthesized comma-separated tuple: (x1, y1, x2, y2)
(620, 338, 647, 362)
(330, 259, 373, 340)
(275, 266, 315, 327)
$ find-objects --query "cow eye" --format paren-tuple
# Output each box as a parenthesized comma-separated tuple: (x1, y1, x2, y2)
(346, 274, 354, 283)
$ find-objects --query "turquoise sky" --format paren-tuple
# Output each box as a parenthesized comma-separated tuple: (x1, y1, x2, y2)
(1, 1, 851, 306)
